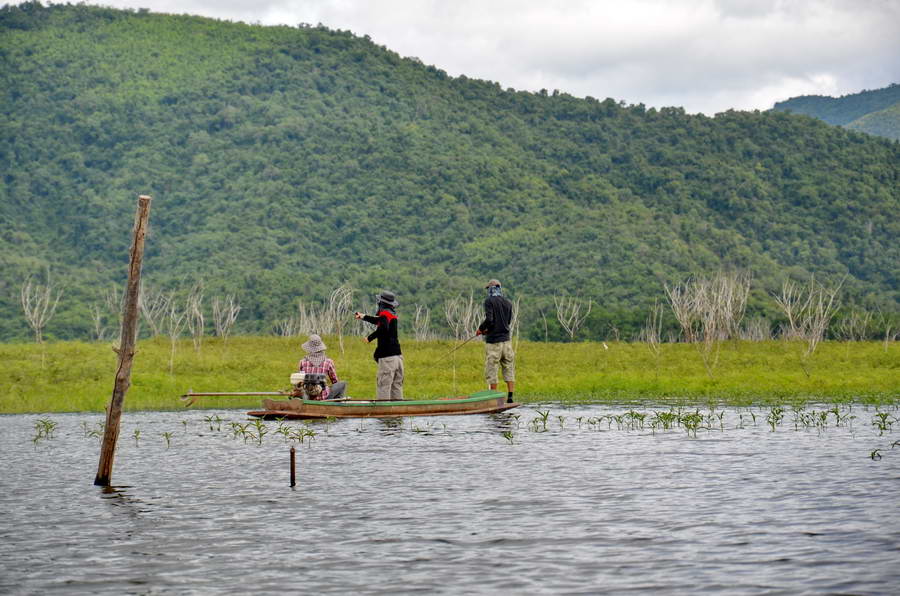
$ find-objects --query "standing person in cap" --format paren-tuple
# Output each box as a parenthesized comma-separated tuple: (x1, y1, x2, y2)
(476, 279, 516, 403)
(298, 334, 347, 400)
(354, 290, 404, 400)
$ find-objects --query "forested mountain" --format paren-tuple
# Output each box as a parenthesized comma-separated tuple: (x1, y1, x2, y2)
(2, 2, 899, 342)
(772, 84, 900, 140)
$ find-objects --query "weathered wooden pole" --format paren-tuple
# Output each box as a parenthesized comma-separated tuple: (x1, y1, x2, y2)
(290, 447, 297, 487)
(94, 195, 152, 487)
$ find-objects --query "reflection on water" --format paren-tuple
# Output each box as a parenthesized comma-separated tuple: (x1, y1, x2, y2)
(1, 403, 898, 594)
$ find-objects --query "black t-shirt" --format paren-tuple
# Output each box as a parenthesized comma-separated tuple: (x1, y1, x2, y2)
(479, 295, 512, 343)
(363, 310, 402, 361)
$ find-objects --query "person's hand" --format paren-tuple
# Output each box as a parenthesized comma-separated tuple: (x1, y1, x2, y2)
(475, 329, 483, 336)
(362, 337, 370, 343)
(354, 312, 363, 320)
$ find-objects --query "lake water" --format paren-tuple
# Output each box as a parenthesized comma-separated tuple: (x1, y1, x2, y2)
(1, 403, 898, 594)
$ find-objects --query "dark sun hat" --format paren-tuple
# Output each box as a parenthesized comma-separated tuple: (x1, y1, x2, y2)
(375, 290, 399, 307)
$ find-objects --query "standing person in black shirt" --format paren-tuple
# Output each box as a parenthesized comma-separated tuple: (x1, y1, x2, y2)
(476, 279, 516, 403)
(355, 290, 404, 400)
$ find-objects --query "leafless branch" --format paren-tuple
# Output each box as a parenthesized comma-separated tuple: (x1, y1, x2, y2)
(554, 296, 592, 341)
(212, 294, 241, 342)
(20, 271, 63, 343)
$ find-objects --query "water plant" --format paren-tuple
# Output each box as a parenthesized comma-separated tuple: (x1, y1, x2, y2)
(161, 431, 173, 448)
(132, 428, 141, 446)
(502, 430, 514, 445)
(289, 426, 316, 444)
(247, 418, 268, 445)
(650, 411, 678, 431)
(766, 406, 785, 432)
(32, 418, 57, 443)
(680, 410, 704, 438)
(871, 412, 894, 436)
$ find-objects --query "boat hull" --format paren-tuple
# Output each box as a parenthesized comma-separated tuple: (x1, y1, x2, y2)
(247, 390, 518, 419)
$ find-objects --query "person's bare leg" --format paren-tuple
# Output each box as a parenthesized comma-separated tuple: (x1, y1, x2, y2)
(489, 383, 498, 390)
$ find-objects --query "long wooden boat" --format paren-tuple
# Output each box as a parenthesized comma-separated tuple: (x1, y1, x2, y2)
(246, 390, 519, 420)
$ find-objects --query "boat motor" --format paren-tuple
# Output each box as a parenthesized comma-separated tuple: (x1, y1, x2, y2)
(302, 373, 327, 400)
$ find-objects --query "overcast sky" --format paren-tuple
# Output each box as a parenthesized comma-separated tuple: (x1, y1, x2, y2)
(23, 0, 900, 114)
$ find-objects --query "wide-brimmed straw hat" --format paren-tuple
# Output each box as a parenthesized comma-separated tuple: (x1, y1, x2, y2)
(375, 290, 399, 307)
(302, 334, 327, 354)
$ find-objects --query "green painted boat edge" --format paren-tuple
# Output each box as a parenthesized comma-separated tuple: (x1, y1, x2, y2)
(297, 389, 506, 407)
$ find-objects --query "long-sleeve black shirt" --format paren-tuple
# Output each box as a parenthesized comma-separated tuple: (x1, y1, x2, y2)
(478, 295, 513, 343)
(363, 310, 402, 361)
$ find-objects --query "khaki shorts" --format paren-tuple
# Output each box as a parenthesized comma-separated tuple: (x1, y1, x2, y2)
(484, 341, 515, 384)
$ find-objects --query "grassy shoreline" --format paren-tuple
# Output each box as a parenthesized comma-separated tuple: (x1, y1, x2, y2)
(1, 336, 898, 414)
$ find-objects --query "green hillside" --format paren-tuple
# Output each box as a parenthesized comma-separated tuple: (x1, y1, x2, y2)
(847, 102, 900, 140)
(2, 2, 899, 342)
(772, 84, 900, 140)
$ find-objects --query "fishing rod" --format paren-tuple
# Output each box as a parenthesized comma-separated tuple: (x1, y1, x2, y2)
(442, 333, 480, 358)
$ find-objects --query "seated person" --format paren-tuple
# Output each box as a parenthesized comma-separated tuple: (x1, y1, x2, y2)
(297, 334, 346, 400)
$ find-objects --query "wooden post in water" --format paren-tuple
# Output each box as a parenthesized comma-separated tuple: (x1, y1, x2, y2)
(290, 447, 296, 487)
(94, 195, 152, 487)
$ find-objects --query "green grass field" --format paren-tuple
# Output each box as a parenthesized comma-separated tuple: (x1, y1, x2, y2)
(0, 336, 897, 413)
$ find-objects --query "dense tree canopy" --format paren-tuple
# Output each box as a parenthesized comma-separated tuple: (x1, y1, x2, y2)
(1, 3, 899, 341)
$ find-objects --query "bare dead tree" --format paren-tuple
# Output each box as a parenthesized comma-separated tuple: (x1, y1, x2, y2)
(773, 277, 843, 369)
(774, 280, 810, 340)
(639, 300, 664, 358)
(835, 309, 872, 342)
(740, 317, 772, 341)
(212, 294, 241, 342)
(554, 296, 592, 341)
(20, 271, 63, 344)
(185, 284, 205, 352)
(412, 304, 433, 341)
(326, 285, 354, 354)
(800, 280, 842, 358)
(444, 293, 481, 340)
(164, 294, 189, 373)
(510, 296, 522, 352)
(273, 318, 298, 337)
(538, 307, 549, 342)
(89, 303, 108, 341)
(664, 271, 751, 375)
(664, 281, 696, 342)
(875, 310, 899, 352)
(139, 285, 171, 338)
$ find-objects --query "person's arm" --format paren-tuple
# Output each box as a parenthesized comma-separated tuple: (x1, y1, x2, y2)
(365, 312, 386, 342)
(326, 360, 338, 384)
(478, 298, 494, 334)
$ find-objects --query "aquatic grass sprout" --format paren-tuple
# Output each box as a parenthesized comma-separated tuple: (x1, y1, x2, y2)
(33, 418, 58, 443)
(161, 431, 173, 448)
(247, 419, 268, 445)
(871, 412, 895, 435)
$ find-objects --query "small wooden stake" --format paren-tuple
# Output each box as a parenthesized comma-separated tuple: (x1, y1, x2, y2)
(290, 447, 297, 487)
(94, 195, 152, 487)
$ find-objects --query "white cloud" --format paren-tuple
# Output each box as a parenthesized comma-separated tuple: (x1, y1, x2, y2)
(11, 0, 900, 113)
